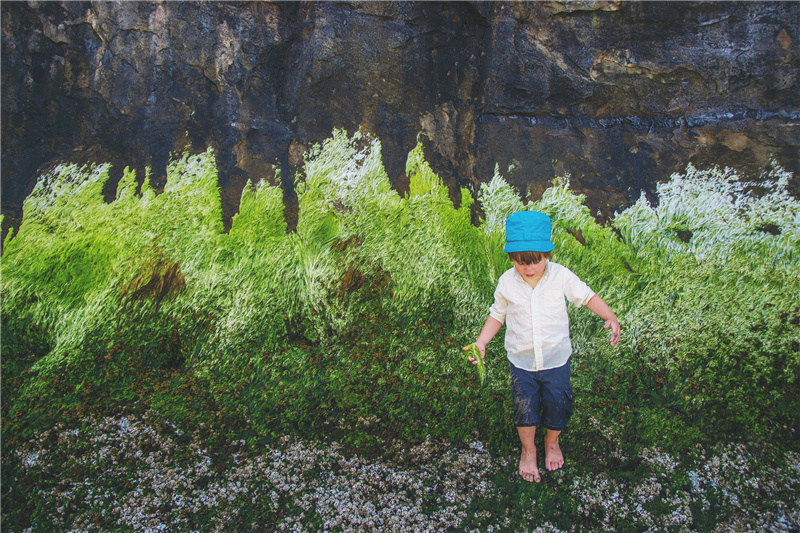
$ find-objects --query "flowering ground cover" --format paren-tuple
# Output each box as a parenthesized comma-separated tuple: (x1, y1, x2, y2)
(6, 411, 799, 532)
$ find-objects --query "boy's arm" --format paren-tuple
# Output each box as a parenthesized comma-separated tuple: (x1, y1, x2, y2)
(585, 294, 622, 346)
(465, 316, 503, 363)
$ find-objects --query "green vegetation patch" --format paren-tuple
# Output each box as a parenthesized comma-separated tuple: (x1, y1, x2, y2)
(2, 130, 799, 531)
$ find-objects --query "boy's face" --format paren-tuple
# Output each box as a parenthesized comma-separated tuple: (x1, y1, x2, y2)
(512, 257, 548, 278)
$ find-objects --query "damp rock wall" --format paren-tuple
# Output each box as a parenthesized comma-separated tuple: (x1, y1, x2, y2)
(2, 1, 799, 233)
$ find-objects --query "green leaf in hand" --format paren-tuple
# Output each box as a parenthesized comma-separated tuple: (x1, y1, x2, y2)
(462, 343, 487, 386)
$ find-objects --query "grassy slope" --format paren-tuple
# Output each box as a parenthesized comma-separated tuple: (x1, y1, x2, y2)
(2, 131, 799, 531)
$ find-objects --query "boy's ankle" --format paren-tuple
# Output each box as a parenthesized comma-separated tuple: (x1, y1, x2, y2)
(544, 430, 561, 446)
(521, 446, 536, 456)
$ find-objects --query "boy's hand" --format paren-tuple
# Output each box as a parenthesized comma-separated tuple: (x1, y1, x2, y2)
(586, 295, 622, 347)
(462, 343, 488, 385)
(463, 342, 486, 364)
(604, 316, 621, 346)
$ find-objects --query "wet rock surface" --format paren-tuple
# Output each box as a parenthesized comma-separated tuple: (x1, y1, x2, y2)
(7, 412, 800, 532)
(2, 1, 799, 234)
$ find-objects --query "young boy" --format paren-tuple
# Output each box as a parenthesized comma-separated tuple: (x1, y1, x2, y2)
(466, 211, 621, 483)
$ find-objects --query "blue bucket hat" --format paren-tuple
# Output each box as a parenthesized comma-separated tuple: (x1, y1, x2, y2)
(504, 211, 555, 253)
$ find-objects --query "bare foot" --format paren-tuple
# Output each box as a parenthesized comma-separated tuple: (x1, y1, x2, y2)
(519, 451, 541, 483)
(545, 440, 564, 471)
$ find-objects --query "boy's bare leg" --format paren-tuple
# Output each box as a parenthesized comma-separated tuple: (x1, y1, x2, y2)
(544, 429, 564, 471)
(517, 426, 541, 483)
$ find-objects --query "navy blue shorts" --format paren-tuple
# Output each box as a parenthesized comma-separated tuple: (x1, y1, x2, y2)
(509, 359, 574, 430)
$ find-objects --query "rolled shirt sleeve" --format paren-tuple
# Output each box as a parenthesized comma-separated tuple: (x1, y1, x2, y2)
(564, 271, 595, 308)
(489, 288, 508, 324)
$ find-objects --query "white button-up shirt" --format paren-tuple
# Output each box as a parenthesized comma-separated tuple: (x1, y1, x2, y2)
(489, 261, 595, 371)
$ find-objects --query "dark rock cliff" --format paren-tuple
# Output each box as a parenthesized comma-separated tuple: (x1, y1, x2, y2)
(2, 1, 799, 235)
